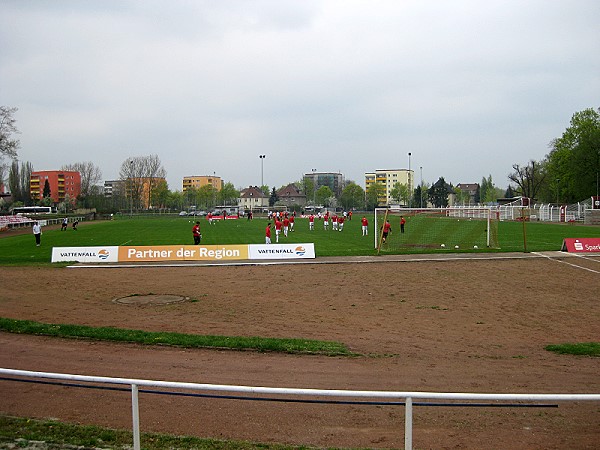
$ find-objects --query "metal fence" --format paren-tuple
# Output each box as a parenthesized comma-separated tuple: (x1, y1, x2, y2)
(2, 368, 599, 450)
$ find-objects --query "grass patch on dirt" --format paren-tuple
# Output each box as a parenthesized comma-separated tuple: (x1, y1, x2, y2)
(0, 317, 353, 356)
(0, 415, 312, 450)
(545, 342, 600, 357)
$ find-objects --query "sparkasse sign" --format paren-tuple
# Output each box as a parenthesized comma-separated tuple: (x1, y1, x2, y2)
(561, 238, 600, 253)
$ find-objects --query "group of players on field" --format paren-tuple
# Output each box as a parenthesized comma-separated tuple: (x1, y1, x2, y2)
(192, 211, 405, 245)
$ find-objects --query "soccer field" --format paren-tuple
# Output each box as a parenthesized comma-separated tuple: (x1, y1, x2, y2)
(0, 213, 599, 264)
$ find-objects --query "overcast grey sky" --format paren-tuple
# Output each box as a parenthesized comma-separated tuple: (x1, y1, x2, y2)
(2, 0, 599, 192)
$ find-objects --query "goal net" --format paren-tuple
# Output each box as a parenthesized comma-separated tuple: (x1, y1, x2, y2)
(374, 207, 499, 252)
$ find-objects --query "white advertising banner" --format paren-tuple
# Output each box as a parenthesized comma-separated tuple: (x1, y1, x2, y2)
(51, 246, 119, 263)
(248, 243, 315, 260)
(52, 243, 315, 263)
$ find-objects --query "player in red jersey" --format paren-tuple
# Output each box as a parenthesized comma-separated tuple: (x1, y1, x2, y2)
(283, 216, 290, 237)
(381, 220, 392, 243)
(274, 218, 283, 243)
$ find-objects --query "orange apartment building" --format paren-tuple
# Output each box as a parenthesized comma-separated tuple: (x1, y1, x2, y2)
(30, 170, 81, 204)
(182, 175, 223, 192)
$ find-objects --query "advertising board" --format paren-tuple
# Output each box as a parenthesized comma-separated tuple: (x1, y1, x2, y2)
(561, 238, 600, 253)
(51, 243, 315, 263)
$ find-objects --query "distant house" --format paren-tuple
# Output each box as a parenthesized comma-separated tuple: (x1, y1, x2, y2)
(456, 183, 480, 205)
(277, 184, 306, 208)
(238, 186, 269, 211)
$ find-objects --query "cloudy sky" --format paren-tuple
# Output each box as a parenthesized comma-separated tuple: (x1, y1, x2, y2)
(2, 0, 599, 192)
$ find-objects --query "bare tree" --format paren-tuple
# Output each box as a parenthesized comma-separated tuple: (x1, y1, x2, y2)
(1, 107, 20, 191)
(508, 160, 546, 200)
(0, 106, 20, 160)
(119, 155, 167, 210)
(61, 161, 102, 197)
(144, 154, 167, 208)
(8, 160, 33, 203)
(0, 164, 6, 192)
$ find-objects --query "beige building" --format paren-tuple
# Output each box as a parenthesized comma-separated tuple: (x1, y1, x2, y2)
(238, 186, 269, 211)
(365, 169, 413, 205)
(182, 175, 223, 192)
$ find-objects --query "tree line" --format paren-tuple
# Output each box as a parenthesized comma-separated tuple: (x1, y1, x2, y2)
(1, 106, 598, 213)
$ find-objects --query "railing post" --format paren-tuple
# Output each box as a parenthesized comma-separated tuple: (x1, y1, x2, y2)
(131, 384, 141, 450)
(405, 396, 413, 450)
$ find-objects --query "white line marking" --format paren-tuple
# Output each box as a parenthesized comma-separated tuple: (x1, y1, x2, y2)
(67, 252, 548, 269)
(572, 253, 600, 264)
(532, 252, 600, 274)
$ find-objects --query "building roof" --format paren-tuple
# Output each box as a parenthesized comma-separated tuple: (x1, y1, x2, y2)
(239, 186, 268, 198)
(277, 184, 304, 197)
(457, 183, 479, 190)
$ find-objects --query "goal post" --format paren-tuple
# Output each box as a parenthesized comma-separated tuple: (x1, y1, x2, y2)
(375, 207, 499, 252)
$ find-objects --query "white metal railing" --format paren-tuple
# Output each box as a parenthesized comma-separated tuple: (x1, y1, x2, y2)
(1, 368, 599, 450)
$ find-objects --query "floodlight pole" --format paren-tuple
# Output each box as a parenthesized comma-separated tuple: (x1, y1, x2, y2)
(420, 166, 423, 208)
(259, 155, 266, 187)
(129, 159, 133, 217)
(312, 168, 317, 208)
(408, 152, 412, 207)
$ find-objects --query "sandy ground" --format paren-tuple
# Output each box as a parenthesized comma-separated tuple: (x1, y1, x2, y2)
(1, 254, 599, 449)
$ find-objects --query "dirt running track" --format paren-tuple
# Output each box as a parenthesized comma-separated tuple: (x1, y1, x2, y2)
(1, 254, 599, 449)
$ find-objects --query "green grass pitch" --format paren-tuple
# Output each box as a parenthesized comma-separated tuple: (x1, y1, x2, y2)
(0, 214, 598, 265)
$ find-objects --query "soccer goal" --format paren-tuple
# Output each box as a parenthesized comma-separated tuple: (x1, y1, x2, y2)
(374, 207, 499, 252)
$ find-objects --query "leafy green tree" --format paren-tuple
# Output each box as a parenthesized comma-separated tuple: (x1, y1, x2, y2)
(42, 179, 51, 199)
(340, 182, 365, 209)
(197, 184, 216, 209)
(547, 107, 600, 202)
(151, 179, 170, 209)
(453, 186, 471, 205)
(315, 185, 333, 206)
(365, 183, 385, 210)
(413, 184, 423, 208)
(168, 190, 185, 211)
(479, 175, 499, 204)
(183, 187, 198, 209)
(218, 182, 239, 206)
(428, 177, 449, 207)
(269, 187, 279, 207)
(389, 182, 409, 205)
(325, 195, 337, 208)
(474, 185, 481, 203)
(298, 177, 315, 202)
